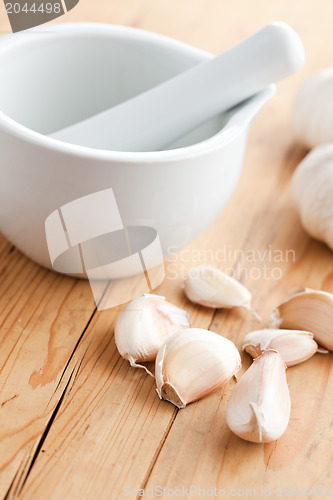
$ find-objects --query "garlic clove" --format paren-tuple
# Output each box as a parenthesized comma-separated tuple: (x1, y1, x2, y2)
(155, 328, 241, 408)
(226, 350, 291, 443)
(242, 328, 318, 367)
(184, 265, 252, 310)
(292, 68, 333, 148)
(270, 289, 333, 351)
(291, 144, 333, 251)
(114, 294, 190, 376)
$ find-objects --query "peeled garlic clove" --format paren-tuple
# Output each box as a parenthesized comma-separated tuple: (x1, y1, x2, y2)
(226, 350, 291, 443)
(184, 265, 252, 309)
(270, 289, 333, 351)
(114, 294, 190, 375)
(291, 144, 333, 251)
(292, 68, 333, 148)
(155, 328, 241, 408)
(242, 329, 318, 367)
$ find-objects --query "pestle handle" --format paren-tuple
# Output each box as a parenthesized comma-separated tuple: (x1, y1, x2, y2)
(51, 23, 305, 152)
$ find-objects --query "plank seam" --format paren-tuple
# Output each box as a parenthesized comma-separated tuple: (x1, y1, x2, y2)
(137, 407, 178, 499)
(16, 367, 77, 496)
(54, 308, 97, 393)
(4, 302, 98, 497)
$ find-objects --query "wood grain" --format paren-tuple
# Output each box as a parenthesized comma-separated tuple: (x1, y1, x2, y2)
(1, 0, 333, 498)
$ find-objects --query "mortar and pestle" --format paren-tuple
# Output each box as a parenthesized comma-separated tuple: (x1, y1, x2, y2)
(0, 22, 304, 278)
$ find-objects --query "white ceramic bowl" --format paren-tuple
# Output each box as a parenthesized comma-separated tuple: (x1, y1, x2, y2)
(0, 23, 274, 273)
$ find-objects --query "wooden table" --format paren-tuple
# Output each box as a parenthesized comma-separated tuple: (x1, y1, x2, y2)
(1, 1, 333, 498)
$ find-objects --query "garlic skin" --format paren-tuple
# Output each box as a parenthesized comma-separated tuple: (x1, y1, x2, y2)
(291, 144, 333, 251)
(114, 294, 190, 375)
(292, 68, 333, 148)
(155, 328, 241, 408)
(243, 329, 318, 367)
(270, 289, 333, 351)
(226, 350, 291, 443)
(184, 265, 251, 309)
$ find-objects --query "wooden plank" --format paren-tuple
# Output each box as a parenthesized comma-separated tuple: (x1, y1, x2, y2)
(0, 243, 97, 495)
(9, 309, 175, 499)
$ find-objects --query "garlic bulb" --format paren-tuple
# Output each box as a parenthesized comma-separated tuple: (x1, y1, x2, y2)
(226, 350, 291, 443)
(292, 67, 333, 148)
(291, 144, 333, 251)
(184, 265, 252, 309)
(155, 328, 241, 408)
(270, 289, 333, 351)
(242, 328, 317, 367)
(114, 294, 190, 375)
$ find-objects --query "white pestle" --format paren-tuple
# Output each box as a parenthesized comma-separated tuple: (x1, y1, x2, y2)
(50, 22, 305, 152)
